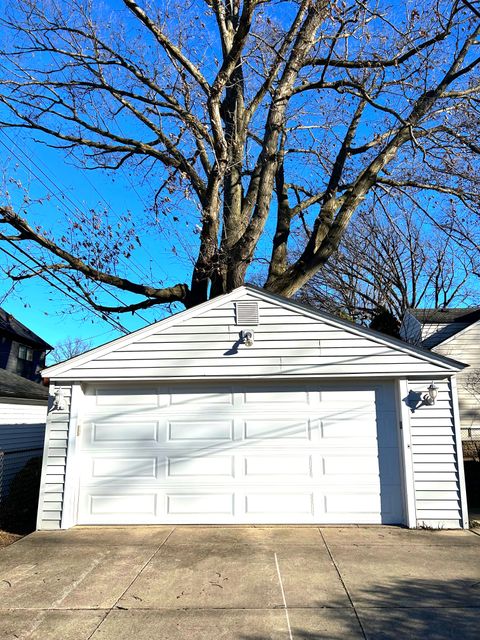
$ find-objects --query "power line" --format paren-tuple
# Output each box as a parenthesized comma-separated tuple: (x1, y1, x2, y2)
(34, 41, 169, 283)
(0, 131, 149, 284)
(0, 131, 152, 323)
(0, 242, 129, 335)
(0, 244, 127, 335)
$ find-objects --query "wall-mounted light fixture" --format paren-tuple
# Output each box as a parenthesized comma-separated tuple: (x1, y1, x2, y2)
(423, 382, 439, 406)
(52, 387, 66, 411)
(240, 329, 255, 347)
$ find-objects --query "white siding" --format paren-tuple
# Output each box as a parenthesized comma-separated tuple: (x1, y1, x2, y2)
(50, 293, 456, 381)
(433, 323, 480, 438)
(407, 378, 463, 528)
(36, 385, 72, 530)
(0, 400, 47, 502)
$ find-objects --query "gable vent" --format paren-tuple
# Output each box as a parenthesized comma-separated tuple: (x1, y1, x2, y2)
(235, 301, 259, 325)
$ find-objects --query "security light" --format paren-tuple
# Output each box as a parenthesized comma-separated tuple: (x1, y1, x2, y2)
(240, 329, 254, 347)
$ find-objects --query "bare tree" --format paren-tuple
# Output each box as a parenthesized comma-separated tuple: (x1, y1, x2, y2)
(50, 336, 92, 364)
(0, 0, 479, 314)
(298, 204, 476, 328)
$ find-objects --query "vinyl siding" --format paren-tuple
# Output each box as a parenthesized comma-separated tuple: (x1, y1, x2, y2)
(54, 295, 455, 380)
(408, 378, 463, 528)
(0, 400, 47, 503)
(399, 312, 422, 345)
(421, 323, 468, 349)
(37, 385, 72, 530)
(432, 323, 480, 438)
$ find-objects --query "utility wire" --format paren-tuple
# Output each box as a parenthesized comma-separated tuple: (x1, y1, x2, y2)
(0, 131, 149, 285)
(0, 131, 152, 323)
(33, 42, 169, 282)
(0, 242, 129, 335)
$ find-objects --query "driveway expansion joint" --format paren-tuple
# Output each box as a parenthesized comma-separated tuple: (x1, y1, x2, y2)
(318, 527, 368, 640)
(84, 527, 177, 640)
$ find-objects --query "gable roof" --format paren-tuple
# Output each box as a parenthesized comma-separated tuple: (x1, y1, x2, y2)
(430, 315, 480, 350)
(43, 285, 466, 380)
(0, 308, 52, 350)
(0, 368, 49, 402)
(407, 307, 480, 325)
(405, 307, 480, 349)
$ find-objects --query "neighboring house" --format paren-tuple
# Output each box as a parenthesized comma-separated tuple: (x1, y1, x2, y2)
(0, 309, 52, 382)
(400, 308, 480, 446)
(38, 285, 468, 531)
(0, 369, 49, 510)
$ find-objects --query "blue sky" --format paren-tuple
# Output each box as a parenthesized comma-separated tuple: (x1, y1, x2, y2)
(0, 0, 478, 360)
(0, 127, 190, 351)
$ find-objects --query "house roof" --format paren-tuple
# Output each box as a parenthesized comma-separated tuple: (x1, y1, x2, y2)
(407, 307, 480, 325)
(43, 285, 466, 380)
(0, 308, 52, 350)
(0, 368, 49, 401)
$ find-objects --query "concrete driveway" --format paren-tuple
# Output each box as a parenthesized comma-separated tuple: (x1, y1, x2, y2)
(0, 526, 479, 640)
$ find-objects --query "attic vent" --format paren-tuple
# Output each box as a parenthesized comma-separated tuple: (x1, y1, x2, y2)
(235, 301, 259, 325)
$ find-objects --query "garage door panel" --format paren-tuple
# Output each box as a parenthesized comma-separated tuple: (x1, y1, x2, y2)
(91, 421, 159, 444)
(242, 388, 311, 405)
(319, 389, 377, 406)
(322, 455, 379, 476)
(244, 455, 312, 478)
(92, 457, 157, 479)
(243, 418, 312, 440)
(167, 387, 234, 407)
(320, 418, 377, 439)
(90, 494, 157, 517)
(325, 492, 382, 514)
(78, 382, 404, 525)
(245, 493, 314, 515)
(94, 387, 159, 407)
(166, 493, 234, 515)
(167, 419, 234, 441)
(167, 455, 234, 478)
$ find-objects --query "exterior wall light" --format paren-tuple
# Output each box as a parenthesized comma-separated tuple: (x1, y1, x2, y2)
(423, 382, 439, 406)
(52, 387, 66, 411)
(240, 329, 255, 347)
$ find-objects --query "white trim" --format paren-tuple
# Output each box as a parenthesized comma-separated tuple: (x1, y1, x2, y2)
(450, 376, 469, 529)
(47, 372, 459, 384)
(36, 384, 53, 531)
(397, 379, 416, 528)
(60, 383, 83, 529)
(431, 317, 480, 349)
(43, 286, 465, 379)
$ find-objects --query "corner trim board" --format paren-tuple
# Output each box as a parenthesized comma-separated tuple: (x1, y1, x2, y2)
(397, 379, 416, 528)
(60, 382, 83, 529)
(450, 376, 469, 529)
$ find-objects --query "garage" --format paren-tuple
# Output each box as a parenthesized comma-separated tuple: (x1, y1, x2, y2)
(76, 381, 402, 525)
(38, 285, 468, 529)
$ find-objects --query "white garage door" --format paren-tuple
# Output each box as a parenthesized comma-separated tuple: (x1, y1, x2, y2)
(77, 382, 404, 525)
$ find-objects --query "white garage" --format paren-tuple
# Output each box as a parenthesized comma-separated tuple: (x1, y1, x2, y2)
(38, 286, 468, 529)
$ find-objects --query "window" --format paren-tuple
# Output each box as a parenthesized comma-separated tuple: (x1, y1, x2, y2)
(16, 344, 34, 378)
(18, 345, 33, 361)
